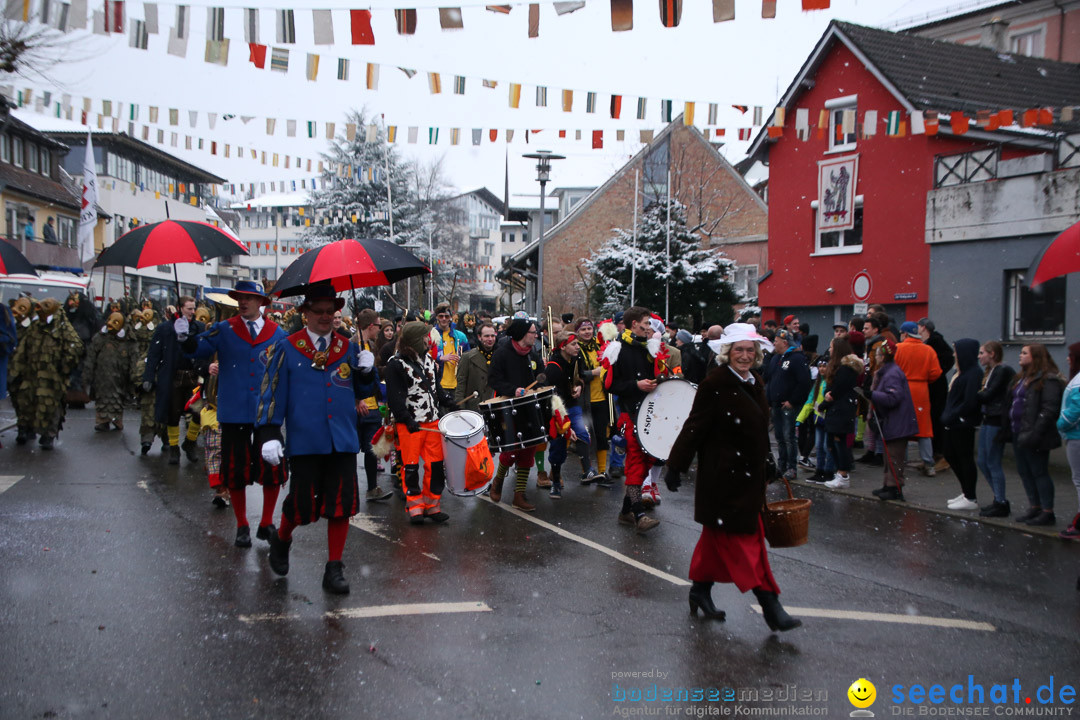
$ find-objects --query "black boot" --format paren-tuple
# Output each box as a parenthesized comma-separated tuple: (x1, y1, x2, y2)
(15, 429, 33, 445)
(39, 435, 54, 450)
(168, 446, 180, 465)
(688, 582, 726, 620)
(753, 589, 802, 632)
(267, 531, 292, 576)
(235, 525, 252, 548)
(181, 438, 199, 463)
(322, 561, 350, 594)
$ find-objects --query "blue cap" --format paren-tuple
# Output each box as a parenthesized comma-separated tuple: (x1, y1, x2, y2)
(228, 280, 269, 304)
(900, 321, 919, 336)
(614, 311, 625, 323)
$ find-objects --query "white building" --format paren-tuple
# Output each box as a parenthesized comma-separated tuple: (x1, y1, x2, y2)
(26, 112, 229, 304)
(229, 191, 313, 287)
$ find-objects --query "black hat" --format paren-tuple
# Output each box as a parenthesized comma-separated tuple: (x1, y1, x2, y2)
(561, 312, 574, 324)
(508, 318, 532, 342)
(302, 285, 345, 311)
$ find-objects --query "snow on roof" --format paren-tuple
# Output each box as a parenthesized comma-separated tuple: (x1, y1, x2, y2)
(12, 109, 111, 135)
(230, 192, 312, 209)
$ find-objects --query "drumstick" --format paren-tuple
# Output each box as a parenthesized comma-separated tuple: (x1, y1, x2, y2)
(523, 380, 539, 393)
(454, 391, 478, 407)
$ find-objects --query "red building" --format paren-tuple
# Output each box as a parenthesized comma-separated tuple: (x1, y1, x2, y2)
(749, 20, 1080, 331)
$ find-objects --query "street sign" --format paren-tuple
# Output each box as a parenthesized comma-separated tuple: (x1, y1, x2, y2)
(853, 302, 869, 315)
(852, 271, 872, 301)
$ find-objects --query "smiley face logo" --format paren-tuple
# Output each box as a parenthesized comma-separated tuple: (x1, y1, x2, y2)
(847, 678, 876, 709)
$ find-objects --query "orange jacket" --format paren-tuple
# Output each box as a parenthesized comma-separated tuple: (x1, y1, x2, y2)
(894, 337, 943, 438)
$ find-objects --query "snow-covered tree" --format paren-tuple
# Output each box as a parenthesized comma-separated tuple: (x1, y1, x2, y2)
(304, 109, 420, 246)
(585, 200, 740, 330)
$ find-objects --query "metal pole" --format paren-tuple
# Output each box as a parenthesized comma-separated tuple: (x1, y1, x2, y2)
(665, 169, 671, 321)
(536, 180, 546, 320)
(384, 119, 394, 242)
(428, 228, 434, 310)
(631, 168, 639, 306)
(274, 210, 280, 281)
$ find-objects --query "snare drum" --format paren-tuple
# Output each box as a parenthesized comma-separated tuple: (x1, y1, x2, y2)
(438, 410, 492, 497)
(634, 378, 698, 461)
(480, 385, 555, 453)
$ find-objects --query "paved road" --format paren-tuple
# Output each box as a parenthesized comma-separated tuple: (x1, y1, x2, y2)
(1, 407, 1077, 719)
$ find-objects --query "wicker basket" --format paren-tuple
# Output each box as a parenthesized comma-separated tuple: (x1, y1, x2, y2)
(763, 476, 811, 548)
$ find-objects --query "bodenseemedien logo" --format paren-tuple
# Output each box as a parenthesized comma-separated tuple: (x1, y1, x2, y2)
(848, 678, 876, 717)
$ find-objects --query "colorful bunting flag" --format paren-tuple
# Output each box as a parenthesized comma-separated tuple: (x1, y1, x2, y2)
(586, 92, 596, 113)
(440, 7, 464, 29)
(270, 46, 289, 72)
(276, 9, 295, 43)
(683, 102, 694, 125)
(713, 0, 734, 21)
(707, 103, 718, 125)
(428, 72, 442, 94)
(592, 130, 603, 148)
(950, 112, 969, 135)
(243, 8, 258, 43)
(762, 0, 776, 18)
(611, 95, 622, 119)
(248, 43, 267, 68)
(429, 128, 438, 144)
(536, 87, 547, 107)
(351, 10, 375, 44)
(396, 9, 417, 34)
(306, 53, 319, 81)
(366, 63, 379, 89)
(863, 109, 878, 137)
(509, 82, 521, 107)
(659, 0, 681, 27)
(660, 99, 672, 122)
(611, 0, 632, 31)
(562, 89, 573, 112)
(885, 110, 900, 135)
(312, 9, 334, 44)
(528, 3, 539, 37)
(637, 97, 647, 120)
(337, 58, 349, 81)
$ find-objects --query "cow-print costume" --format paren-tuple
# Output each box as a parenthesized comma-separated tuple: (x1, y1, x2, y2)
(384, 352, 443, 425)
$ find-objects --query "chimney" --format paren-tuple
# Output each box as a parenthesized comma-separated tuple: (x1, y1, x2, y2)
(980, 16, 1009, 52)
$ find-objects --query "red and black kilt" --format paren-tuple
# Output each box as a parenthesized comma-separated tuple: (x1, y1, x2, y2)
(282, 452, 360, 526)
(220, 423, 288, 491)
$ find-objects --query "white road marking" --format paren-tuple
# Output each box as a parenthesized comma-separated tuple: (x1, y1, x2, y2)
(0, 475, 23, 495)
(239, 601, 491, 624)
(489, 499, 691, 587)
(750, 605, 996, 632)
(349, 514, 440, 561)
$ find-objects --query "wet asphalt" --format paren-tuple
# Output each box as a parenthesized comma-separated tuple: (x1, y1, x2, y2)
(0, 406, 1078, 719)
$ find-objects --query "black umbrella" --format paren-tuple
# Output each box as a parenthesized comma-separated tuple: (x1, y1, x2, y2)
(0, 239, 38, 276)
(271, 238, 429, 298)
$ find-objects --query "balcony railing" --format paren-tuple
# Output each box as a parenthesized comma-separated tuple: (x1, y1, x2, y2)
(934, 148, 999, 188)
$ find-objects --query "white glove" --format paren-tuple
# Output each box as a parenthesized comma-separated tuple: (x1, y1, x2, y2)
(174, 316, 190, 337)
(358, 349, 375, 370)
(261, 439, 284, 466)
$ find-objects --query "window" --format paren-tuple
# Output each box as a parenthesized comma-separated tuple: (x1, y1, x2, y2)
(826, 95, 858, 152)
(643, 137, 669, 202)
(1007, 270, 1064, 341)
(58, 216, 75, 247)
(0, 135, 9, 163)
(1009, 29, 1042, 57)
(733, 266, 759, 300)
(12, 137, 23, 168)
(38, 147, 49, 176)
(27, 144, 38, 173)
(813, 199, 863, 255)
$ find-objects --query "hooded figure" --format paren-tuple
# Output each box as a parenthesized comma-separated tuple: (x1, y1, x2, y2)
(85, 312, 138, 431)
(940, 338, 984, 508)
(64, 291, 99, 405)
(9, 297, 84, 447)
(129, 308, 160, 452)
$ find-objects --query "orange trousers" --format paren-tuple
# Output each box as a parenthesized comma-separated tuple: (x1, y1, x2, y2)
(395, 421, 445, 517)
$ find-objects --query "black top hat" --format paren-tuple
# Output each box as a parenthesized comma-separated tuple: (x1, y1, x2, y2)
(302, 284, 345, 311)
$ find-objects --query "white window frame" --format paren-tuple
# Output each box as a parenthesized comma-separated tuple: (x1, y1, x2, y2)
(1009, 27, 1044, 58)
(825, 95, 858, 154)
(1007, 269, 1065, 341)
(811, 194, 863, 256)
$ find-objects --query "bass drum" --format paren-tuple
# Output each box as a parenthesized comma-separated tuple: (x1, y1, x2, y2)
(479, 386, 555, 453)
(634, 378, 698, 461)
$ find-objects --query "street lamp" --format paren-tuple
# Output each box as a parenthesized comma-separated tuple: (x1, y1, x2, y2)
(522, 150, 564, 320)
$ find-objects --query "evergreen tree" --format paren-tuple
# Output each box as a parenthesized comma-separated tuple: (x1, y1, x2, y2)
(304, 109, 420, 246)
(585, 200, 741, 329)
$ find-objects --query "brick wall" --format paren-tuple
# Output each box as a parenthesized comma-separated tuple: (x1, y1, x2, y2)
(540, 123, 768, 316)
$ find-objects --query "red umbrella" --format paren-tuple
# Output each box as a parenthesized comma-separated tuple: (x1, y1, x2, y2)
(93, 219, 248, 269)
(0, 239, 38, 276)
(1028, 219, 1080, 287)
(271, 238, 429, 298)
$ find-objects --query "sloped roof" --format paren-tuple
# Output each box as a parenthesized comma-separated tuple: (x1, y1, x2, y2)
(0, 163, 81, 211)
(748, 20, 1080, 158)
(838, 21, 1080, 114)
(503, 116, 767, 271)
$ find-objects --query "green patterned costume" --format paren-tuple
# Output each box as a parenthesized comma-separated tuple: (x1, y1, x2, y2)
(129, 313, 159, 444)
(9, 305, 84, 439)
(85, 327, 138, 428)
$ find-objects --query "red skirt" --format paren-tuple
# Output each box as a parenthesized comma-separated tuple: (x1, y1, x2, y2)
(689, 516, 780, 594)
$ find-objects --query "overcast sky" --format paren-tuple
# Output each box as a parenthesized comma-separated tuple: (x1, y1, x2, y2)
(19, 0, 1005, 198)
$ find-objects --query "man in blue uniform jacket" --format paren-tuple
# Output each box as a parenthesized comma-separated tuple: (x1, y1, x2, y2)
(185, 280, 288, 549)
(256, 285, 367, 595)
